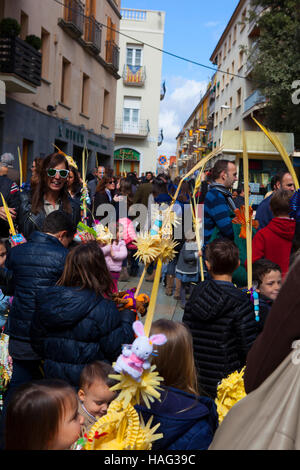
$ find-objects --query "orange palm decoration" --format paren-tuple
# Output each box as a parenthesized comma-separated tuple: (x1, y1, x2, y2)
(232, 206, 259, 239)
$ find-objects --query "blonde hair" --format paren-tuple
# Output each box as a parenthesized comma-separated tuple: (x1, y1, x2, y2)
(150, 319, 199, 396)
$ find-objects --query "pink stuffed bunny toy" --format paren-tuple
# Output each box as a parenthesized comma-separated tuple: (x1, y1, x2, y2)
(114, 321, 167, 381)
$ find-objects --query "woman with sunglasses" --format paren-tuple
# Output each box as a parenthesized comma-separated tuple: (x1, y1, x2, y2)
(67, 167, 83, 206)
(18, 152, 81, 239)
(93, 175, 117, 224)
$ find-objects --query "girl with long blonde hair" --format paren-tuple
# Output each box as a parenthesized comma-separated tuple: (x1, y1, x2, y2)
(135, 319, 218, 450)
(150, 319, 199, 396)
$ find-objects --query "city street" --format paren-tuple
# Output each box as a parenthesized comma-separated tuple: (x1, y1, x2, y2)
(0, 0, 299, 455)
(119, 271, 184, 324)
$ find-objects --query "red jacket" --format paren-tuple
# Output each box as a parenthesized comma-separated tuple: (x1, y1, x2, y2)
(252, 217, 296, 278)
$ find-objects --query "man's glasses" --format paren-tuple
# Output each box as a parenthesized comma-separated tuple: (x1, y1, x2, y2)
(47, 168, 70, 179)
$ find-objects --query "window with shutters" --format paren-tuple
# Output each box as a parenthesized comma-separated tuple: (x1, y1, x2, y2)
(126, 46, 143, 66)
(123, 96, 141, 133)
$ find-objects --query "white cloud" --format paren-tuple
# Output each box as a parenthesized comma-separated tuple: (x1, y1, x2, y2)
(158, 77, 208, 158)
(204, 21, 221, 28)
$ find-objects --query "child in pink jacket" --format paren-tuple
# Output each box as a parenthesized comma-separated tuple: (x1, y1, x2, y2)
(118, 217, 137, 250)
(101, 223, 128, 292)
(118, 217, 138, 278)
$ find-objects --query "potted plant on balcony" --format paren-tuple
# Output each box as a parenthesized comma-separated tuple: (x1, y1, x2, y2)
(0, 18, 21, 38)
(25, 35, 42, 51)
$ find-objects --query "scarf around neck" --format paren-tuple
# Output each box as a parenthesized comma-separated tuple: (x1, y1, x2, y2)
(210, 182, 237, 213)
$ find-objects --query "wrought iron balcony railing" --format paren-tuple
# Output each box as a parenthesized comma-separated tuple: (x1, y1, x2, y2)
(84, 15, 102, 55)
(59, 0, 84, 38)
(0, 36, 42, 87)
(106, 41, 120, 72)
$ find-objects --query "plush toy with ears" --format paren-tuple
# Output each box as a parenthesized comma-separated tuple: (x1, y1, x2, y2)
(114, 321, 167, 381)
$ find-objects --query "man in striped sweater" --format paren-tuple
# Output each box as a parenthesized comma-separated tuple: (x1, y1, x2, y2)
(204, 159, 238, 246)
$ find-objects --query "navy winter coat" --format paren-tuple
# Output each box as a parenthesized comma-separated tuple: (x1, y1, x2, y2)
(136, 387, 218, 450)
(5, 231, 68, 360)
(30, 286, 136, 386)
(255, 194, 273, 230)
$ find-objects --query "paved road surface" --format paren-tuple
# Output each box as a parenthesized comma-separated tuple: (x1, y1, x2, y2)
(118, 269, 184, 324)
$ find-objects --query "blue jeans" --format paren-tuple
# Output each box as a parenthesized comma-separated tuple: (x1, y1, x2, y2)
(166, 258, 177, 276)
(0, 359, 43, 449)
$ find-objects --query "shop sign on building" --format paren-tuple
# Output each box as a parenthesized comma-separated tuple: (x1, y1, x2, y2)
(58, 125, 85, 145)
(114, 148, 140, 161)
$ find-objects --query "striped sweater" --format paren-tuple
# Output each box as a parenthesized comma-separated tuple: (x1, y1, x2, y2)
(204, 186, 235, 245)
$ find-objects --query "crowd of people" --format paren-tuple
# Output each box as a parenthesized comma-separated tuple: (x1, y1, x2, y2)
(0, 150, 299, 450)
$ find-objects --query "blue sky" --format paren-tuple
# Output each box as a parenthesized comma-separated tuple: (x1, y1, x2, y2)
(121, 0, 239, 157)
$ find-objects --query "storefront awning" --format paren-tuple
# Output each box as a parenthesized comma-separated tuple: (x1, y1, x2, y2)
(221, 130, 294, 159)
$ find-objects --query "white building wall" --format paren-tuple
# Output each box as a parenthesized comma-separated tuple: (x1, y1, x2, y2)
(114, 9, 165, 175)
(212, 0, 256, 148)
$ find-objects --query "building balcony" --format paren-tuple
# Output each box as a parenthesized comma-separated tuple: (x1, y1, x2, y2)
(245, 46, 259, 77)
(115, 118, 150, 139)
(106, 41, 120, 72)
(58, 0, 84, 39)
(83, 15, 102, 55)
(123, 64, 146, 86)
(248, 5, 265, 38)
(0, 36, 41, 93)
(121, 9, 147, 21)
(243, 90, 266, 117)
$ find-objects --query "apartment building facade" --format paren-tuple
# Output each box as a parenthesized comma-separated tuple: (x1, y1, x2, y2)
(176, 0, 294, 191)
(175, 83, 213, 177)
(209, 0, 294, 187)
(114, 8, 165, 176)
(0, 0, 121, 181)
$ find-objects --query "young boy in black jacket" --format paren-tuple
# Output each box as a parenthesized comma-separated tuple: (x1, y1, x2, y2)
(252, 259, 282, 333)
(183, 238, 258, 399)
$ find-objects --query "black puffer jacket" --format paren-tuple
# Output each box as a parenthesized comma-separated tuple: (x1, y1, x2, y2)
(183, 280, 258, 399)
(4, 231, 68, 360)
(31, 286, 136, 386)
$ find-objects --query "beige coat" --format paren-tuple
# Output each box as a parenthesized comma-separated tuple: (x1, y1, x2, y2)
(210, 349, 300, 450)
